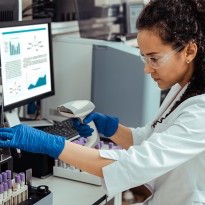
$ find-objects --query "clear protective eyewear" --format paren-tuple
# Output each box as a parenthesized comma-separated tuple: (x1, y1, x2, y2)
(140, 46, 184, 69)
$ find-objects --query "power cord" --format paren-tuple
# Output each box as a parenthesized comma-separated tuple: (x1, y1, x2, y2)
(92, 194, 108, 205)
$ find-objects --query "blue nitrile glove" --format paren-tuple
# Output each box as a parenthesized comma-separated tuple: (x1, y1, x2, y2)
(72, 112, 119, 138)
(0, 124, 65, 159)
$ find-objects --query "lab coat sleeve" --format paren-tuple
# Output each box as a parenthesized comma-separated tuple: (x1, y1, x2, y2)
(131, 122, 153, 145)
(99, 101, 205, 196)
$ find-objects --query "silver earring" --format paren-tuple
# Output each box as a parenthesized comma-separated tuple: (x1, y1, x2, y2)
(186, 59, 190, 64)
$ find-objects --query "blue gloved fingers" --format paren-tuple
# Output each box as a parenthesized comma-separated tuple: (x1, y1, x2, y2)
(83, 112, 119, 138)
(76, 124, 92, 132)
(0, 132, 13, 140)
(105, 117, 119, 137)
(72, 118, 81, 127)
(78, 128, 94, 137)
(0, 128, 13, 133)
(0, 140, 12, 147)
(72, 118, 94, 137)
(83, 112, 97, 124)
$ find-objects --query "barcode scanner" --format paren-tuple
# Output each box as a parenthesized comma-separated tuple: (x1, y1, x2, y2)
(57, 100, 100, 148)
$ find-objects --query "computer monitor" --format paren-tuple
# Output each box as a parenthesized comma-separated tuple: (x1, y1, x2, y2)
(0, 19, 55, 127)
(123, 2, 144, 35)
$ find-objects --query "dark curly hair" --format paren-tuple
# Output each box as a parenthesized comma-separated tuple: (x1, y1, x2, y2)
(136, 0, 205, 128)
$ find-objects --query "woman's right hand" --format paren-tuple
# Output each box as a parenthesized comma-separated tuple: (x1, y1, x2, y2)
(72, 112, 119, 138)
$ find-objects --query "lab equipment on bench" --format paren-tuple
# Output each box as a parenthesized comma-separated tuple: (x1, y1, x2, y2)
(53, 100, 102, 185)
(0, 169, 53, 205)
(18, 185, 53, 205)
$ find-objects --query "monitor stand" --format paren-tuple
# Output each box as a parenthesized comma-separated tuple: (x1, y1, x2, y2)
(5, 109, 21, 127)
(4, 109, 53, 128)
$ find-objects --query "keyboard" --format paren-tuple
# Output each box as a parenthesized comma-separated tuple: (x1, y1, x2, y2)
(39, 119, 79, 140)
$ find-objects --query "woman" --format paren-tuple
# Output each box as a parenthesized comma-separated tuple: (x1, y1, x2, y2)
(0, 0, 205, 204)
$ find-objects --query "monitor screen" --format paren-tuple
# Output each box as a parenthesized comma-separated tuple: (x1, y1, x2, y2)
(123, 3, 144, 35)
(0, 19, 55, 126)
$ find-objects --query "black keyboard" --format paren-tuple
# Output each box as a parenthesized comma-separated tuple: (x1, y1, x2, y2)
(39, 119, 79, 140)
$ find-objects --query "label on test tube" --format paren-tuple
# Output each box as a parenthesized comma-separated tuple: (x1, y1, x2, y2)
(19, 172, 26, 201)
(0, 184, 3, 203)
(19, 173, 25, 187)
(7, 180, 12, 196)
(3, 182, 8, 198)
(14, 174, 21, 190)
(14, 174, 21, 204)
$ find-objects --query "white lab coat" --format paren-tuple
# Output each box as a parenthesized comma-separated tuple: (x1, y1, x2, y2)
(99, 83, 205, 205)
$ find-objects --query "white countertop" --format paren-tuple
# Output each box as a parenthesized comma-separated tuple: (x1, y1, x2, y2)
(32, 175, 107, 205)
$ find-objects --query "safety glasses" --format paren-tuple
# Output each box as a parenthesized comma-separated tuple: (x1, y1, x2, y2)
(140, 46, 184, 69)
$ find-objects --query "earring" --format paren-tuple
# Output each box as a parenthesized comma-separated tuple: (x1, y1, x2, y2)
(186, 59, 190, 64)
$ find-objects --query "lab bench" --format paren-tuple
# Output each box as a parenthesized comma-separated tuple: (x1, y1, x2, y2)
(32, 175, 121, 205)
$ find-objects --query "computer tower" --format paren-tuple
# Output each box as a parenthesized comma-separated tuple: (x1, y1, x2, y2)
(0, 0, 21, 22)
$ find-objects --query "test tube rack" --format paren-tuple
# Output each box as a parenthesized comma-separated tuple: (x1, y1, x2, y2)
(53, 166, 102, 185)
(53, 138, 122, 185)
(0, 171, 28, 205)
(2, 185, 28, 205)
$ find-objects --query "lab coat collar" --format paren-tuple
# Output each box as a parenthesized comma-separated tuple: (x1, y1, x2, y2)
(153, 83, 189, 123)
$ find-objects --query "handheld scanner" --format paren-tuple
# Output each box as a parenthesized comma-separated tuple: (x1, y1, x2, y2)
(57, 100, 100, 148)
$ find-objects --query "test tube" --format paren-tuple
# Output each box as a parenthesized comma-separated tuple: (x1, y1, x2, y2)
(7, 180, 12, 196)
(95, 142, 101, 149)
(54, 159, 58, 167)
(1, 172, 7, 183)
(0, 175, 2, 184)
(108, 142, 114, 149)
(15, 174, 21, 204)
(15, 174, 21, 190)
(5, 170, 11, 180)
(0, 184, 3, 203)
(19, 172, 26, 201)
(3, 182, 8, 198)
(99, 141, 104, 148)
(19, 173, 25, 187)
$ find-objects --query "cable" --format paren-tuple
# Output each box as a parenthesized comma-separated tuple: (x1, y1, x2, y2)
(73, 0, 80, 21)
(92, 194, 108, 205)
(23, 1, 55, 19)
(0, 77, 4, 127)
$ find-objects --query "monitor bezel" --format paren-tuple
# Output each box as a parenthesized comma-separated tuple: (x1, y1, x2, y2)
(123, 2, 144, 35)
(0, 18, 55, 112)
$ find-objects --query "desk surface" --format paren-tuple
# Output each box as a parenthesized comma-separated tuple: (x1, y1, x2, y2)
(32, 175, 107, 205)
